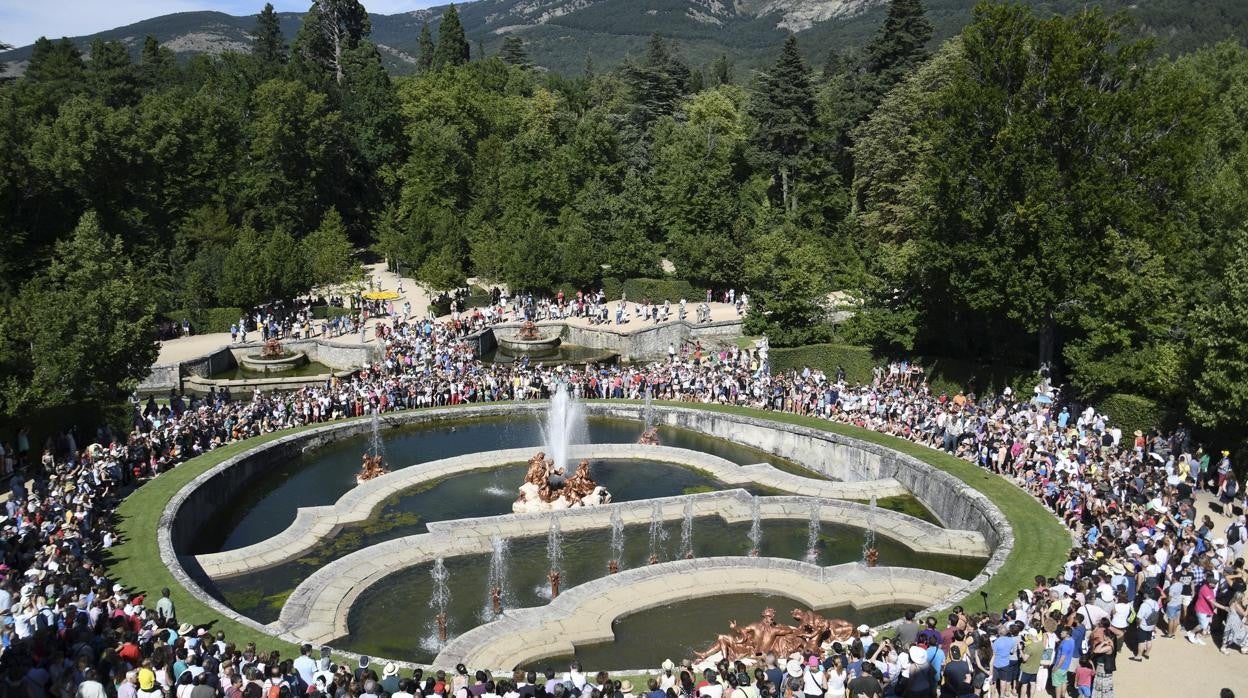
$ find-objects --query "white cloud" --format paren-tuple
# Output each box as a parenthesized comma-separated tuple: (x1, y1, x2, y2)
(0, 0, 445, 48)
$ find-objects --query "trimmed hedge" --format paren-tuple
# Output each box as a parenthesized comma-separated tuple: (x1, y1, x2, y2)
(311, 305, 353, 320)
(767, 343, 1034, 397)
(166, 307, 244, 335)
(1098, 393, 1173, 435)
(769, 344, 876, 383)
(604, 277, 700, 303)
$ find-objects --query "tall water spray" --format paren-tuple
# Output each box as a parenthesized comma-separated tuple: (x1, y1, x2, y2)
(547, 514, 564, 598)
(804, 500, 821, 564)
(543, 382, 587, 474)
(368, 410, 385, 461)
(648, 501, 668, 564)
(862, 495, 878, 566)
(643, 386, 655, 430)
(483, 536, 509, 620)
(680, 498, 695, 559)
(430, 558, 450, 645)
(609, 507, 625, 573)
(748, 495, 762, 556)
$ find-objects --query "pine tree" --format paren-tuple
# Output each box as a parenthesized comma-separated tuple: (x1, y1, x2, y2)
(252, 2, 288, 67)
(433, 5, 470, 69)
(294, 0, 370, 84)
(137, 35, 178, 89)
(711, 54, 732, 85)
(417, 23, 435, 72)
(750, 35, 815, 214)
(499, 36, 530, 68)
(862, 0, 933, 100)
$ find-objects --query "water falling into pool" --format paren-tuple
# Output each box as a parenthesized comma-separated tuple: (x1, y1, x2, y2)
(680, 498, 695, 559)
(748, 496, 762, 556)
(542, 383, 587, 475)
(483, 536, 510, 620)
(426, 557, 450, 651)
(609, 508, 625, 573)
(648, 501, 668, 564)
(805, 500, 821, 564)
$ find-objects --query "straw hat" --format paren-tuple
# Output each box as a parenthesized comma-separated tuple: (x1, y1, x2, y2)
(383, 663, 398, 678)
(619, 681, 634, 694)
(178, 622, 194, 636)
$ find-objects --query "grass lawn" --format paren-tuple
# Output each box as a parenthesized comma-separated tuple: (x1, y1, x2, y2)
(107, 401, 1069, 667)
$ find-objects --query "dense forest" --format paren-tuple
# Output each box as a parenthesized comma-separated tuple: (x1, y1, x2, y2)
(4, 0, 1248, 445)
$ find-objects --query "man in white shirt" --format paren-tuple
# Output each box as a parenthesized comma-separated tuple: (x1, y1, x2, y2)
(292, 644, 317, 687)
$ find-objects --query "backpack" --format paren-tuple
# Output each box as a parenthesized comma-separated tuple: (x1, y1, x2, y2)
(1229, 522, 1244, 545)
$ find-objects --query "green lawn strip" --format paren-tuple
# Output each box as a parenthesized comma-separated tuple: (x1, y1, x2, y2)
(642, 402, 1072, 615)
(108, 400, 1067, 668)
(109, 422, 365, 656)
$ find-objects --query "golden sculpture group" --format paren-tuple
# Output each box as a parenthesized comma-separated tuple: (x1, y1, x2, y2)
(695, 608, 855, 662)
(357, 453, 389, 483)
(514, 451, 612, 512)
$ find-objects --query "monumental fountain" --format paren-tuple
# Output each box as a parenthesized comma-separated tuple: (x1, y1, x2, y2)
(174, 384, 999, 670)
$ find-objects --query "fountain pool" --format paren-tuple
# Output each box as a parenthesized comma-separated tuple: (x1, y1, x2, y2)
(334, 519, 984, 662)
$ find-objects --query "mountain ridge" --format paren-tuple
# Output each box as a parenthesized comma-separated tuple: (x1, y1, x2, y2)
(3, 0, 1246, 78)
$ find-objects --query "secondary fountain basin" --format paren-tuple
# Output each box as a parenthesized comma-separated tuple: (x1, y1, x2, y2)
(207, 459, 776, 618)
(520, 595, 921, 672)
(191, 416, 825, 554)
(336, 519, 984, 662)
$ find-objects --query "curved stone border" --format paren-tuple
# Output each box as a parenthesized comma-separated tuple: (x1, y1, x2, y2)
(433, 558, 969, 670)
(195, 444, 911, 579)
(156, 403, 1016, 670)
(270, 489, 988, 644)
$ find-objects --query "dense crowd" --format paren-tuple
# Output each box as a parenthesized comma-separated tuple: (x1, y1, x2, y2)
(0, 314, 1245, 698)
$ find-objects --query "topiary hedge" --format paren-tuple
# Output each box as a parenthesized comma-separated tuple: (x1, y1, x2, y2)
(166, 307, 245, 335)
(1098, 393, 1174, 435)
(605, 277, 700, 303)
(311, 305, 353, 320)
(768, 344, 876, 383)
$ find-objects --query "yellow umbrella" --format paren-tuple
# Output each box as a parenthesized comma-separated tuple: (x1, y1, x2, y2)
(362, 290, 401, 301)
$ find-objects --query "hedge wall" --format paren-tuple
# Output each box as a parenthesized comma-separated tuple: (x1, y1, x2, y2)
(311, 305, 353, 320)
(767, 344, 1034, 397)
(166, 307, 244, 335)
(1098, 393, 1173, 435)
(768, 344, 876, 383)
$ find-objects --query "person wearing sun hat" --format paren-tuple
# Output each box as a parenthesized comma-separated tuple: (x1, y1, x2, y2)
(381, 663, 400, 695)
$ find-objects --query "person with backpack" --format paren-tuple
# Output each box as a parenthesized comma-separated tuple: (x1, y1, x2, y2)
(1130, 588, 1162, 661)
(1227, 515, 1247, 561)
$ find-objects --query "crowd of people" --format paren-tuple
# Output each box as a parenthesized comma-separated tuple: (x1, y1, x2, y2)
(0, 309, 1245, 698)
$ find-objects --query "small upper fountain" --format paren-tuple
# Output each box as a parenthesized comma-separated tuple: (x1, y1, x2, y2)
(238, 338, 308, 373)
(638, 387, 660, 445)
(496, 320, 562, 354)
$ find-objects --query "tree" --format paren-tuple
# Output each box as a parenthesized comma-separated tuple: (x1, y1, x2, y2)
(500, 36, 530, 68)
(743, 219, 833, 347)
(620, 35, 691, 134)
(861, 0, 934, 99)
(85, 39, 138, 108)
(0, 211, 156, 416)
(220, 227, 267, 307)
(654, 87, 751, 285)
(417, 23, 435, 72)
(137, 36, 179, 90)
(23, 37, 85, 117)
(750, 35, 815, 214)
(252, 3, 288, 68)
(239, 79, 343, 233)
(1189, 232, 1248, 431)
(434, 5, 470, 69)
(295, 0, 370, 84)
(303, 208, 361, 286)
(710, 54, 732, 85)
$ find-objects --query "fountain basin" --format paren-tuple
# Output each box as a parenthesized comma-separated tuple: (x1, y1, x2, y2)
(238, 351, 308, 373)
(495, 327, 562, 353)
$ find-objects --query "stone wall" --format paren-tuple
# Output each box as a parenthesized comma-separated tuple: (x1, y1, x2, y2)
(227, 339, 376, 370)
(479, 318, 742, 362)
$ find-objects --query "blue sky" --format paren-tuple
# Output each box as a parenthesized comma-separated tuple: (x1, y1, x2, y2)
(0, 0, 444, 48)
